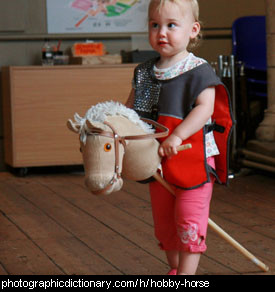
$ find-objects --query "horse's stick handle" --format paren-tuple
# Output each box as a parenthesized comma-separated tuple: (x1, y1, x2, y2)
(152, 172, 270, 272)
(153, 172, 175, 194)
(208, 218, 269, 272)
(177, 143, 192, 151)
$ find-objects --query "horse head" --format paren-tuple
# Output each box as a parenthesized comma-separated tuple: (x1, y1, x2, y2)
(67, 101, 168, 195)
(68, 116, 125, 195)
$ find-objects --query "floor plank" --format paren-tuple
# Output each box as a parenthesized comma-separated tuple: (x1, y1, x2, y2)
(0, 210, 63, 275)
(0, 170, 274, 275)
(5, 178, 167, 275)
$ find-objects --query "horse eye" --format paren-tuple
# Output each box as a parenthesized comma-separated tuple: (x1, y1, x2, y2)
(104, 143, 112, 152)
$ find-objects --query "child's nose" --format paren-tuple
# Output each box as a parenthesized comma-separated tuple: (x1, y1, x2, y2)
(158, 26, 166, 37)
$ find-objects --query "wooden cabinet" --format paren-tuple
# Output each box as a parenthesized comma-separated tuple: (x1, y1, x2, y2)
(2, 64, 136, 168)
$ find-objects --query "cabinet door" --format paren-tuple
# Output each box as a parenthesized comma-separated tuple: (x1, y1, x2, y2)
(3, 65, 135, 167)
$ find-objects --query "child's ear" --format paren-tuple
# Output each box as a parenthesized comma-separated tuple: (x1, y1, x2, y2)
(191, 21, 200, 39)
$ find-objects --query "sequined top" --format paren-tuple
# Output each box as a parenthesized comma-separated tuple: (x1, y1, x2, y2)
(133, 53, 219, 158)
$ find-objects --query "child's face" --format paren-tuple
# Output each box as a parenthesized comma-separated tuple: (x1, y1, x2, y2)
(148, 0, 199, 59)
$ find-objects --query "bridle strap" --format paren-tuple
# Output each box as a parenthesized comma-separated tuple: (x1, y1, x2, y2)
(123, 118, 169, 141)
(91, 120, 126, 195)
(103, 120, 125, 177)
(87, 118, 169, 142)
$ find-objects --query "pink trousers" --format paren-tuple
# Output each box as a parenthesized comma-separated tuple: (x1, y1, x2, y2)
(149, 157, 215, 253)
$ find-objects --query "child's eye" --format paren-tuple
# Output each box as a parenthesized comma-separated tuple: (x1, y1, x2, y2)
(168, 23, 176, 28)
(151, 22, 159, 29)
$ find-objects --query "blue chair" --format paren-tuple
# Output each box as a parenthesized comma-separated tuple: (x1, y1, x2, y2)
(232, 16, 267, 72)
(232, 16, 267, 142)
(232, 16, 267, 98)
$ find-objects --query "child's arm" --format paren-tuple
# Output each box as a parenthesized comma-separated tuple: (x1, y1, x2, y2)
(159, 87, 215, 157)
(125, 88, 135, 108)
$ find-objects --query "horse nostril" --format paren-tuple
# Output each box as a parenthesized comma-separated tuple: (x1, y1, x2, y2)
(84, 174, 123, 195)
(84, 175, 108, 191)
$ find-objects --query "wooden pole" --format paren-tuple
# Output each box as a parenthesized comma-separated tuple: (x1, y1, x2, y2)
(208, 218, 270, 272)
(153, 152, 269, 272)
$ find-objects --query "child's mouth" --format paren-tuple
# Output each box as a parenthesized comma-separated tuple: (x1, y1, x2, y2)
(158, 41, 168, 46)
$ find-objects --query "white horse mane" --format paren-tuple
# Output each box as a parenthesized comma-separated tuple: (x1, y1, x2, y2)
(73, 101, 154, 143)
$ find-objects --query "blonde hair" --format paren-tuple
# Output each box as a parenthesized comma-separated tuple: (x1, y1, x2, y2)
(148, 0, 202, 50)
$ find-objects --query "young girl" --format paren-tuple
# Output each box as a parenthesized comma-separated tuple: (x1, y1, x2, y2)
(126, 0, 233, 275)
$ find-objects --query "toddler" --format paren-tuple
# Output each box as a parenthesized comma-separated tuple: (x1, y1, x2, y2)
(126, 0, 233, 275)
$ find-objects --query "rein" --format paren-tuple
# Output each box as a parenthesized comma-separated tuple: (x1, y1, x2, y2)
(87, 118, 169, 195)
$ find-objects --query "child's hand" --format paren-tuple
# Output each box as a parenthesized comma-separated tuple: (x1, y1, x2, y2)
(159, 134, 182, 158)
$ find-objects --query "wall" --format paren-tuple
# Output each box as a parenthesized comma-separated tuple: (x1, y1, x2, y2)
(0, 0, 266, 171)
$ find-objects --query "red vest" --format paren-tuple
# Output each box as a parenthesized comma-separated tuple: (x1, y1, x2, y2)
(133, 60, 235, 189)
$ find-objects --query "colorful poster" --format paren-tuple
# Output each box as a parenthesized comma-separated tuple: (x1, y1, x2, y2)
(47, 0, 149, 33)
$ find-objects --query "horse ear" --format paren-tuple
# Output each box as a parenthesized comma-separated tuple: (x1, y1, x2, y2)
(67, 119, 81, 133)
(86, 119, 106, 131)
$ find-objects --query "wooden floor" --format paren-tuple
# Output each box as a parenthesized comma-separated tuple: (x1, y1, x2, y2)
(0, 169, 274, 275)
